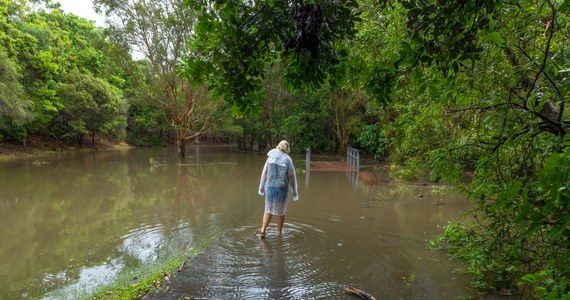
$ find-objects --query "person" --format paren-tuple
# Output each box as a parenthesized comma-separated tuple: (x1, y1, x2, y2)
(258, 140, 299, 238)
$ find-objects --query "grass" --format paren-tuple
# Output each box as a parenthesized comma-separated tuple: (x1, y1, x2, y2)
(88, 234, 220, 300)
(88, 258, 183, 300)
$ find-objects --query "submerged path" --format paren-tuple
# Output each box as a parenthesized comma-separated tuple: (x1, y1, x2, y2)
(309, 161, 357, 172)
(141, 226, 360, 299)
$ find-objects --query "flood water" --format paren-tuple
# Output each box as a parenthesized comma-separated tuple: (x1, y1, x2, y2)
(1, 146, 481, 299)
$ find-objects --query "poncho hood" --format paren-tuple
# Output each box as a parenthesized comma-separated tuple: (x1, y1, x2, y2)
(267, 148, 287, 159)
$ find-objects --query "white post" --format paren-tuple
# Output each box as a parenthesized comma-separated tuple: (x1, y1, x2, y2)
(305, 147, 311, 187)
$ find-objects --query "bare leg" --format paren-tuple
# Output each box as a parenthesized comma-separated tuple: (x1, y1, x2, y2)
(260, 212, 272, 237)
(276, 215, 285, 236)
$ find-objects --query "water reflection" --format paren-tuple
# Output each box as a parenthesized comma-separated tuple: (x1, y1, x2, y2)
(260, 238, 288, 298)
(0, 146, 489, 299)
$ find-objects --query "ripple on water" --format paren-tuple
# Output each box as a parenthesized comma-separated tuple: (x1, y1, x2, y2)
(118, 223, 168, 261)
(159, 220, 409, 299)
(118, 221, 197, 262)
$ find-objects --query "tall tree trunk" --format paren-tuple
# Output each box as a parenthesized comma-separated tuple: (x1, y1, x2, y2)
(176, 132, 186, 159)
(94, 0, 216, 158)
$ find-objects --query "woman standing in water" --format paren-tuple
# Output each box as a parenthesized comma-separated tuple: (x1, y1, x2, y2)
(258, 140, 299, 238)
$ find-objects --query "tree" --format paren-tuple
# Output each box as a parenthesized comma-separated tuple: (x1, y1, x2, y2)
(370, 0, 570, 296)
(94, 0, 218, 158)
(56, 71, 127, 145)
(328, 87, 367, 154)
(0, 51, 34, 141)
(0, 0, 59, 141)
(0, 0, 135, 145)
(182, 0, 360, 115)
(178, 0, 570, 296)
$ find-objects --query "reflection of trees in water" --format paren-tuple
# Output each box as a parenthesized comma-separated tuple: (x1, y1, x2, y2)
(174, 164, 204, 216)
(1, 148, 243, 298)
(0, 151, 187, 298)
(174, 147, 243, 222)
(0, 156, 140, 298)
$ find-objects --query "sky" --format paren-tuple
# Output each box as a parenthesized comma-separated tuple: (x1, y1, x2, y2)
(56, 0, 105, 26)
(54, 0, 146, 60)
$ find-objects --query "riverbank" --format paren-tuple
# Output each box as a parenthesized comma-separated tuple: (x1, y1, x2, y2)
(0, 137, 133, 161)
(89, 235, 219, 300)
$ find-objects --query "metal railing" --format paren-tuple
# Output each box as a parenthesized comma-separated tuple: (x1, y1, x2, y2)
(305, 146, 360, 187)
(347, 147, 360, 171)
(346, 147, 360, 187)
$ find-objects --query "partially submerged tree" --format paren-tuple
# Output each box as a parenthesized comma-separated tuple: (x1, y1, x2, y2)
(94, 0, 217, 158)
(371, 0, 570, 296)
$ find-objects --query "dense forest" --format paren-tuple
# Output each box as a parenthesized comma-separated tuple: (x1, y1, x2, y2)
(1, 0, 569, 298)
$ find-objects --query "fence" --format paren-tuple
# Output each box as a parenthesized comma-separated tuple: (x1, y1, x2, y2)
(346, 147, 360, 171)
(346, 147, 360, 187)
(304, 146, 360, 187)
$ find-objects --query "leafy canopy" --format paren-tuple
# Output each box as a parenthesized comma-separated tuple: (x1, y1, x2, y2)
(181, 0, 360, 116)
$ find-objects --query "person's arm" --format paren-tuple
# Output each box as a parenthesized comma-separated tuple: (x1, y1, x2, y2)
(287, 157, 299, 201)
(258, 160, 268, 196)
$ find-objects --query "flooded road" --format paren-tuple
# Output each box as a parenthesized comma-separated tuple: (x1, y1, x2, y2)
(1, 146, 478, 299)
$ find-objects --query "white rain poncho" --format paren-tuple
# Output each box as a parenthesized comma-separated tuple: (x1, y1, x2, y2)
(258, 148, 299, 215)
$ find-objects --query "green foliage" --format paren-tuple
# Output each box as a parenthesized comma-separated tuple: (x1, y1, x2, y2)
(287, 90, 337, 153)
(356, 124, 387, 159)
(1, 2, 569, 298)
(183, 0, 360, 116)
(348, 3, 419, 105)
(237, 77, 337, 153)
(433, 141, 570, 296)
(400, 0, 497, 72)
(56, 71, 127, 144)
(0, 0, 136, 144)
(0, 51, 33, 139)
(126, 102, 169, 147)
(234, 59, 372, 154)
(359, 1, 570, 297)
(430, 222, 495, 291)
(386, 96, 467, 183)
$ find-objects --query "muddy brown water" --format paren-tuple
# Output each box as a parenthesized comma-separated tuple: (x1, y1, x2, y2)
(0, 146, 489, 299)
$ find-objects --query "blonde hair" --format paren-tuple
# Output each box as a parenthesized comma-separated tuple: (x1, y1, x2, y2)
(276, 140, 290, 153)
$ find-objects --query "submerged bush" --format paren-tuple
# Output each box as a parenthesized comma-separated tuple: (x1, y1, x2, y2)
(433, 138, 570, 298)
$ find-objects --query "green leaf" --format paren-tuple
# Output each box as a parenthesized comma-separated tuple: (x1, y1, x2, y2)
(401, 1, 415, 9)
(560, 0, 570, 14)
(485, 32, 505, 45)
